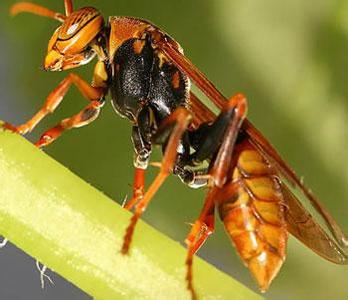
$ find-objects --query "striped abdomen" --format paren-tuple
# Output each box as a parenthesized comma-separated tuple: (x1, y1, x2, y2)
(216, 138, 288, 291)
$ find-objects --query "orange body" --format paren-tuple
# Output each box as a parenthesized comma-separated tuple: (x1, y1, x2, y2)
(216, 138, 288, 291)
(7, 1, 347, 298)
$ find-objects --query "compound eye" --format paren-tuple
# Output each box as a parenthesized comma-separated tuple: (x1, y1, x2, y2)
(54, 7, 104, 54)
(47, 27, 60, 52)
(59, 7, 100, 40)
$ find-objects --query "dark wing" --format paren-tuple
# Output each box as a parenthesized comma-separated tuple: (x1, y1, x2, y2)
(281, 184, 347, 264)
(243, 120, 348, 250)
(155, 31, 348, 259)
(156, 39, 227, 109)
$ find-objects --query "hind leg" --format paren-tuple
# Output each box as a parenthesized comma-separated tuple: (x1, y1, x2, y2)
(184, 93, 247, 299)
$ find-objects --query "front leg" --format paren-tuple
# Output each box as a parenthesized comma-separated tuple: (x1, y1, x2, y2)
(35, 99, 104, 148)
(9, 73, 104, 135)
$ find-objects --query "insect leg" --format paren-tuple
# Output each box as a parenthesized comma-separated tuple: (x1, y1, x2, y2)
(184, 94, 248, 298)
(35, 100, 104, 148)
(123, 168, 146, 211)
(185, 200, 215, 300)
(121, 107, 192, 254)
(10, 2, 66, 22)
(12, 73, 104, 135)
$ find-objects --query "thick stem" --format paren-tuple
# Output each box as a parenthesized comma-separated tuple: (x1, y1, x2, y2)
(0, 124, 262, 300)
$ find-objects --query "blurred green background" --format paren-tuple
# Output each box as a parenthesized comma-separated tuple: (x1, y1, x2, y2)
(1, 0, 348, 299)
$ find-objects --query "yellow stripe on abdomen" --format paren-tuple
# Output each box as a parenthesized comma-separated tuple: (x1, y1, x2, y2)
(217, 139, 288, 291)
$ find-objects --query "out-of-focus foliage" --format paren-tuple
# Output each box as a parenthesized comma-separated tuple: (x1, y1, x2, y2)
(0, 0, 347, 299)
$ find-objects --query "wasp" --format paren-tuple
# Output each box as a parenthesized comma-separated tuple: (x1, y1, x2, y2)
(5, 0, 348, 298)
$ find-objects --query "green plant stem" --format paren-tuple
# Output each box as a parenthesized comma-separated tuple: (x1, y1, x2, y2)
(0, 125, 262, 300)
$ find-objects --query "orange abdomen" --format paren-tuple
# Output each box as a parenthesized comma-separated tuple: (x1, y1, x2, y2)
(216, 139, 288, 291)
